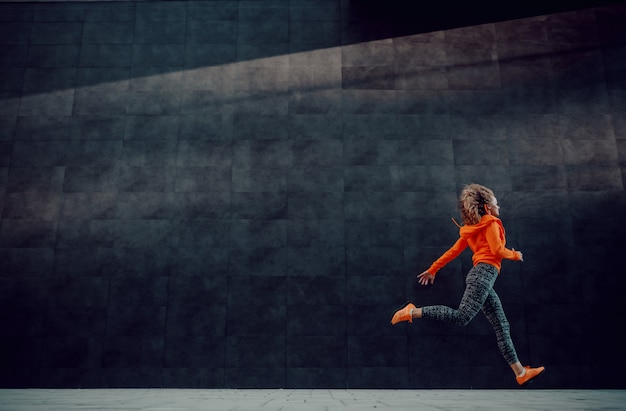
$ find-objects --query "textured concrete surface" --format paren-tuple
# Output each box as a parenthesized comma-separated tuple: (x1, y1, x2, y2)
(1, 389, 626, 411)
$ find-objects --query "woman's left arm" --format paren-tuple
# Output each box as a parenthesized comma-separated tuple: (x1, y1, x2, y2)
(485, 222, 522, 261)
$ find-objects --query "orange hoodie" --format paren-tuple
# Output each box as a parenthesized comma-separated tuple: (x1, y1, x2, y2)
(427, 214, 522, 275)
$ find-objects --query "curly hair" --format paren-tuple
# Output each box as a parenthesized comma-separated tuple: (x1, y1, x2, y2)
(458, 184, 495, 225)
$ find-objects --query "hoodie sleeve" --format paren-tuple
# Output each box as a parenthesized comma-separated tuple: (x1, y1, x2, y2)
(427, 236, 468, 275)
(485, 220, 522, 261)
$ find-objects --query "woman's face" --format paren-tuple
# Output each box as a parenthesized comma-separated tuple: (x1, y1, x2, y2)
(487, 197, 500, 217)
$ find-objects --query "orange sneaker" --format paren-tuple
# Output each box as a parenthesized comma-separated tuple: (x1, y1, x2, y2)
(516, 366, 545, 386)
(391, 302, 416, 325)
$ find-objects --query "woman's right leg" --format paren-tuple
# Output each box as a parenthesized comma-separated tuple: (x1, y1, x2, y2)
(481, 287, 546, 384)
(481, 287, 519, 365)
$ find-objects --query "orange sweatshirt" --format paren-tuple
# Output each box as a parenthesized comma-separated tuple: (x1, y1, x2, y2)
(427, 214, 522, 275)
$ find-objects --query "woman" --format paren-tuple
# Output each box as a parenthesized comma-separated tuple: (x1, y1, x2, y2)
(391, 184, 545, 386)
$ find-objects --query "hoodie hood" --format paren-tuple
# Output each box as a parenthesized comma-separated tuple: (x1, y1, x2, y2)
(459, 214, 501, 239)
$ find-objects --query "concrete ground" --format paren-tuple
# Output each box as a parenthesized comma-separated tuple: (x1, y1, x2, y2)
(0, 389, 625, 411)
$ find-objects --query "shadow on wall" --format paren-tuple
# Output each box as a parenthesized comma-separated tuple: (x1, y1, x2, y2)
(1, 0, 626, 96)
(345, 0, 626, 38)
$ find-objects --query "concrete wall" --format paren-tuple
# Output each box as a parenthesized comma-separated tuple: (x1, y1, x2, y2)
(1, 0, 625, 389)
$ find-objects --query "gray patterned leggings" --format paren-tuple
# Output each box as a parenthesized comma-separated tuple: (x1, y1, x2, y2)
(421, 263, 519, 365)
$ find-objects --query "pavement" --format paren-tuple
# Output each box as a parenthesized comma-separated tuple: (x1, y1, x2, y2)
(1, 389, 626, 411)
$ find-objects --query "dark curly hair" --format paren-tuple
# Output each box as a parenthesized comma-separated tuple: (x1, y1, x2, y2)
(458, 183, 495, 225)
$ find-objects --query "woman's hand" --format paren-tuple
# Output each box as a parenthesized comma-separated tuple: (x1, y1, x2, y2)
(417, 270, 435, 286)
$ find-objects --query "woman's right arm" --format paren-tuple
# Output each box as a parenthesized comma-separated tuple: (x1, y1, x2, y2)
(417, 270, 436, 285)
(420, 237, 468, 284)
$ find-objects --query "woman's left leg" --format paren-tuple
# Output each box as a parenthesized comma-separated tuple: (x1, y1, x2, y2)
(419, 263, 498, 326)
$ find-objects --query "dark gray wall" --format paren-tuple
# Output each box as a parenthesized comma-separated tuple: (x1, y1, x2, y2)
(1, 0, 625, 389)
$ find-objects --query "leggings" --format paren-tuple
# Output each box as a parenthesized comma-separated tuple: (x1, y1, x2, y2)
(421, 263, 520, 365)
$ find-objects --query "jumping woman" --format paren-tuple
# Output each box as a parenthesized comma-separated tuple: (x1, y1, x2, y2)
(391, 183, 545, 386)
